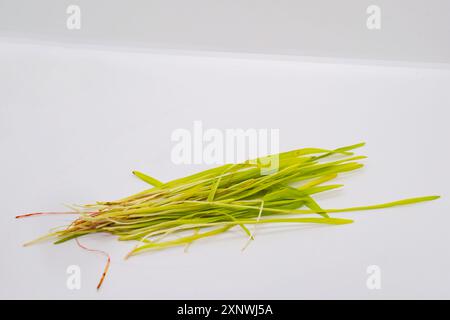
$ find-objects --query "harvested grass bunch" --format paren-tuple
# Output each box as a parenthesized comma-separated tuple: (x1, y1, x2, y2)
(18, 142, 439, 289)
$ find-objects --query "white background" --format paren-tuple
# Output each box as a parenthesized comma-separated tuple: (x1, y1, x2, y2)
(1, 0, 450, 63)
(0, 40, 449, 299)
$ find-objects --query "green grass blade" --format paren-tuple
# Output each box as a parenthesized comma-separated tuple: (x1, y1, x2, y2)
(132, 171, 164, 187)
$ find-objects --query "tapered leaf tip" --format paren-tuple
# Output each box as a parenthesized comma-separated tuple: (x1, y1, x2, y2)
(414, 195, 440, 202)
(352, 142, 366, 148)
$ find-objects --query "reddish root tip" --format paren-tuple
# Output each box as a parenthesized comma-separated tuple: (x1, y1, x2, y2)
(96, 256, 111, 290)
(15, 213, 41, 219)
(16, 211, 90, 219)
(75, 238, 111, 290)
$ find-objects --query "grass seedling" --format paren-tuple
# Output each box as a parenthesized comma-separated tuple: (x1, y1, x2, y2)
(17, 142, 439, 289)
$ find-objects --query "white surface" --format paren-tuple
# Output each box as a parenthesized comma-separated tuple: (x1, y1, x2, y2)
(0, 40, 449, 299)
(1, 0, 450, 64)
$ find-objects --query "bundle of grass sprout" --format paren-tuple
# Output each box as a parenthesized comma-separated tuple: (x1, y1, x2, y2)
(18, 142, 439, 289)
